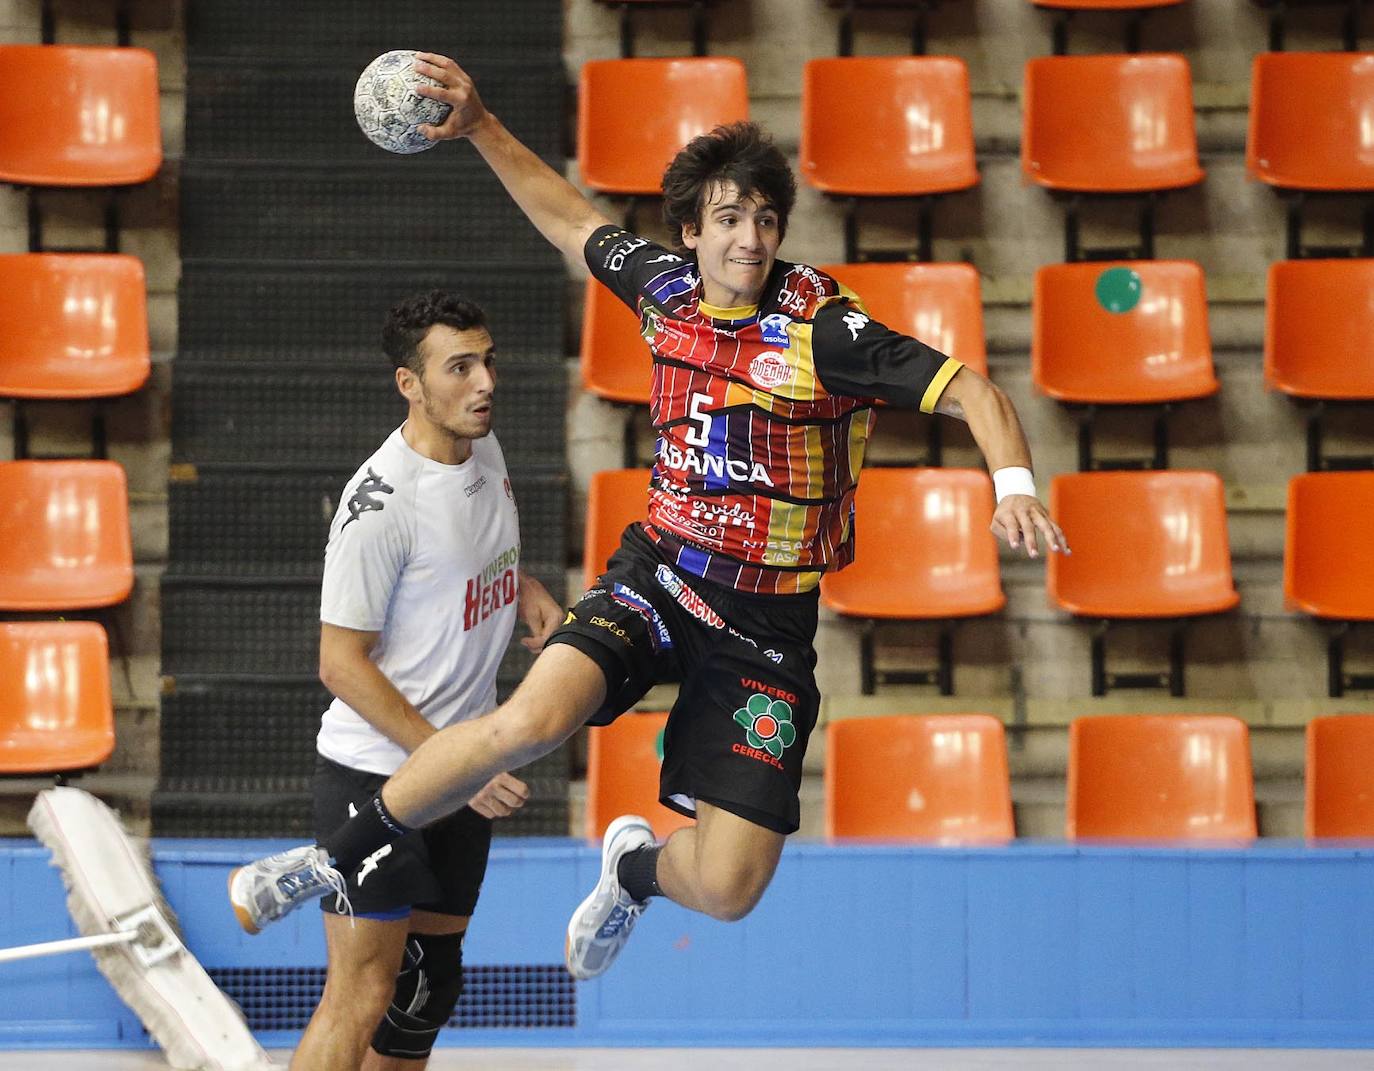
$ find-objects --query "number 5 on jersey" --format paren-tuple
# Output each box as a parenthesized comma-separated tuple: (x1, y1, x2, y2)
(684, 391, 713, 447)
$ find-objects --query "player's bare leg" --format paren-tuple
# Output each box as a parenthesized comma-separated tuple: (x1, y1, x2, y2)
(381, 644, 605, 827)
(654, 801, 785, 921)
(291, 914, 409, 1071)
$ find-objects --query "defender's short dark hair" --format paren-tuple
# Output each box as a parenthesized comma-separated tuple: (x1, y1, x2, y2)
(661, 121, 796, 247)
(382, 290, 488, 375)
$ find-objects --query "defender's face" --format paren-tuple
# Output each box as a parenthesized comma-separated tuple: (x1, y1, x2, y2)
(681, 181, 782, 309)
(409, 324, 497, 441)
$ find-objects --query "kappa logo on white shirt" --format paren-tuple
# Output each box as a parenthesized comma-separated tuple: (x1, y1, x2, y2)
(842, 310, 870, 341)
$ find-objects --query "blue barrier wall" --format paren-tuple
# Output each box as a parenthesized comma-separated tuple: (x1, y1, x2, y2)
(2, 839, 1374, 1049)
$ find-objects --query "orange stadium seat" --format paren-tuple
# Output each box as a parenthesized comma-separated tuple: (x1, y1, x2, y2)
(0, 254, 150, 398)
(0, 461, 132, 610)
(1033, 261, 1217, 405)
(585, 711, 695, 841)
(800, 57, 978, 197)
(584, 468, 653, 590)
(1284, 472, 1374, 623)
(1067, 714, 1257, 841)
(1248, 51, 1374, 191)
(1265, 260, 1374, 469)
(1048, 471, 1238, 619)
(820, 262, 988, 378)
(1306, 714, 1374, 839)
(1286, 473, 1374, 695)
(1049, 471, 1238, 695)
(1022, 54, 1204, 193)
(824, 713, 1014, 843)
(0, 620, 114, 774)
(1265, 260, 1374, 400)
(0, 45, 161, 186)
(821, 468, 1004, 693)
(580, 278, 652, 405)
(578, 57, 748, 195)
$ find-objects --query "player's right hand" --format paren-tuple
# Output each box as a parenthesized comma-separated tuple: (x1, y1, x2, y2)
(413, 52, 489, 141)
(467, 772, 530, 820)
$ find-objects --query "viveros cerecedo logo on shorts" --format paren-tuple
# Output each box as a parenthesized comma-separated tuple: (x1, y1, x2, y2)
(732, 692, 797, 767)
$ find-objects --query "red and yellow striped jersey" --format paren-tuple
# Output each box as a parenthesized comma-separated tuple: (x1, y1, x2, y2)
(586, 225, 962, 595)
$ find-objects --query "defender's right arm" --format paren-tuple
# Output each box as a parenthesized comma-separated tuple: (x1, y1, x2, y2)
(413, 52, 612, 263)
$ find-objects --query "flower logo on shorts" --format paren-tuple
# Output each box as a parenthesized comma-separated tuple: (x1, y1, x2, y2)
(733, 693, 797, 759)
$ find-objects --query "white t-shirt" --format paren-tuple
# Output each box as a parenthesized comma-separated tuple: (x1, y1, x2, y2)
(316, 426, 522, 775)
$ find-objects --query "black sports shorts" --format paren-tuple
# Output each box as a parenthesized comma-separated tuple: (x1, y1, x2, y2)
(546, 524, 821, 834)
(312, 754, 492, 920)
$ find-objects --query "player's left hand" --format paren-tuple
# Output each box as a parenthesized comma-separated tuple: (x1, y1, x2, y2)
(517, 571, 564, 653)
(991, 494, 1070, 559)
(468, 772, 529, 820)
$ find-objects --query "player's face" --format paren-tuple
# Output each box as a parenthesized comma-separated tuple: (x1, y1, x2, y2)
(681, 181, 782, 309)
(411, 324, 497, 442)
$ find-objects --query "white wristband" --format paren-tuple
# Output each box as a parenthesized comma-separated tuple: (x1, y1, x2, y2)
(992, 466, 1036, 504)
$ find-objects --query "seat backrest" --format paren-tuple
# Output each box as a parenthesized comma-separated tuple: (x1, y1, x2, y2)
(820, 262, 988, 377)
(820, 468, 1004, 620)
(1067, 714, 1256, 841)
(1285, 472, 1374, 621)
(1032, 260, 1216, 404)
(0, 621, 113, 774)
(0, 254, 150, 398)
(1048, 471, 1239, 619)
(0, 461, 132, 610)
(584, 469, 653, 590)
(1022, 53, 1204, 192)
(1307, 714, 1374, 838)
(0, 45, 162, 186)
(1264, 260, 1374, 399)
(801, 56, 978, 196)
(825, 713, 1014, 842)
(1248, 52, 1374, 191)
(586, 712, 695, 840)
(580, 278, 653, 405)
(578, 57, 748, 194)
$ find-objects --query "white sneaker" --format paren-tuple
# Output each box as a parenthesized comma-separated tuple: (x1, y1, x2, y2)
(228, 844, 350, 935)
(565, 814, 655, 980)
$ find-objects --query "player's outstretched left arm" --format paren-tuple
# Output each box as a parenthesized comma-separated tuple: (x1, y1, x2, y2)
(517, 570, 564, 653)
(933, 369, 1070, 560)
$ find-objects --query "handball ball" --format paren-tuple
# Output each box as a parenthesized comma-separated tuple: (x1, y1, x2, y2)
(354, 49, 452, 154)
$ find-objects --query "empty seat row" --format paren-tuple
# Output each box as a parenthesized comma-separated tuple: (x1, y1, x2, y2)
(578, 52, 1374, 199)
(587, 710, 1374, 842)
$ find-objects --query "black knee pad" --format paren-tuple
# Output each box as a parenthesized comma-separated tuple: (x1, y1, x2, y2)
(370, 931, 464, 1060)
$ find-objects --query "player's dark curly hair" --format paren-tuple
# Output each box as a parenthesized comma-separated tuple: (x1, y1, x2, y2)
(661, 121, 796, 248)
(382, 290, 488, 376)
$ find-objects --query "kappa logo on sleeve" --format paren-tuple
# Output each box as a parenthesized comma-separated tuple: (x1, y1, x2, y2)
(842, 310, 870, 341)
(341, 467, 394, 529)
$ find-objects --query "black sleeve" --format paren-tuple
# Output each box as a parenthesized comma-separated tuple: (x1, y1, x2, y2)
(583, 224, 691, 311)
(811, 299, 964, 412)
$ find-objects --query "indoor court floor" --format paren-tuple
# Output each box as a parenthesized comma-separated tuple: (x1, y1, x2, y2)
(10, 1050, 1373, 1069)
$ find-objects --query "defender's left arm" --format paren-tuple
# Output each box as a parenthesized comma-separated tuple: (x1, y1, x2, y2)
(933, 367, 1069, 559)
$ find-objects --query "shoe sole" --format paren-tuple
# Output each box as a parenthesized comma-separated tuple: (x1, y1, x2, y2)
(227, 867, 261, 935)
(565, 815, 651, 980)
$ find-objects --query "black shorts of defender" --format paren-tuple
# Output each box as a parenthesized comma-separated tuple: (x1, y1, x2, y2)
(546, 524, 822, 835)
(312, 755, 492, 919)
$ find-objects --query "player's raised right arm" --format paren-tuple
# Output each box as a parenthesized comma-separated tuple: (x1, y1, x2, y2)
(413, 52, 611, 262)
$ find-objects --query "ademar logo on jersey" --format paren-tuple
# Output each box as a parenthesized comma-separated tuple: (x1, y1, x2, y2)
(748, 351, 792, 389)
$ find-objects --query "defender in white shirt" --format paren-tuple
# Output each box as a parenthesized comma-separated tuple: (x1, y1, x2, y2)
(273, 292, 563, 1071)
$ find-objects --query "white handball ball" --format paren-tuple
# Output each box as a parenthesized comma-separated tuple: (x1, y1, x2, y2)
(353, 49, 452, 155)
